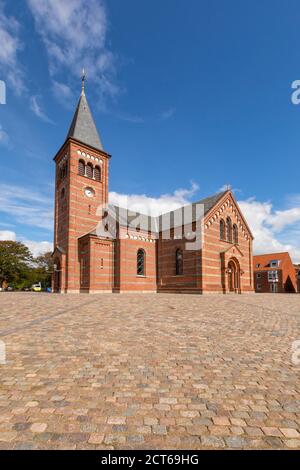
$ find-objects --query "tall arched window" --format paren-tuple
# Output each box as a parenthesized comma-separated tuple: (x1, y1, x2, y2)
(94, 165, 101, 182)
(137, 249, 145, 276)
(79, 160, 85, 176)
(86, 163, 93, 179)
(175, 248, 183, 275)
(220, 219, 225, 240)
(60, 163, 67, 179)
(226, 217, 232, 243)
(233, 224, 238, 244)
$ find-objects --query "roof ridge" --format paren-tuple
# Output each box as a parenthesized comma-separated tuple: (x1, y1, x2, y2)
(253, 252, 289, 257)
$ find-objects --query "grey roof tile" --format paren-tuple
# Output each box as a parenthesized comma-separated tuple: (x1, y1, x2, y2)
(67, 92, 103, 151)
(80, 191, 228, 237)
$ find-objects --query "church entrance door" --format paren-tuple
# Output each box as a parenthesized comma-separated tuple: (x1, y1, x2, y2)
(227, 259, 240, 293)
(53, 260, 61, 293)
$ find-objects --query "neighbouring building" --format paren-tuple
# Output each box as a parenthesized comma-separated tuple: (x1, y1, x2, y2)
(294, 264, 300, 293)
(253, 252, 298, 293)
(52, 79, 254, 294)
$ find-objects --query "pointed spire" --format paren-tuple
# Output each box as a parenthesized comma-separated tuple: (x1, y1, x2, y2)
(81, 68, 86, 96)
(66, 72, 103, 151)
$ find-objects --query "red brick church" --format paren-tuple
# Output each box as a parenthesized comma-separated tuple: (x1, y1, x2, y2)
(52, 80, 254, 294)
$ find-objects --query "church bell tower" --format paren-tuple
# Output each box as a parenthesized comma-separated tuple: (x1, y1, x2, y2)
(52, 73, 111, 293)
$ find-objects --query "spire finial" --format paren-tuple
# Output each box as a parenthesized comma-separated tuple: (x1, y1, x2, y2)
(81, 68, 86, 95)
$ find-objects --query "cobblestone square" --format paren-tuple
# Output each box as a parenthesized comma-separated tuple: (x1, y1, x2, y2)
(0, 293, 299, 450)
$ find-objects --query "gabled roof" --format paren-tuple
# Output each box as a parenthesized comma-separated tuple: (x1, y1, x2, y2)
(79, 190, 230, 238)
(66, 92, 103, 151)
(253, 252, 291, 270)
(203, 189, 254, 239)
(221, 244, 244, 257)
(195, 190, 228, 215)
(158, 190, 228, 231)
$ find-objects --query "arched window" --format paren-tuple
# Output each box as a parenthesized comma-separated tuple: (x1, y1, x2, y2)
(94, 165, 101, 182)
(137, 249, 145, 276)
(175, 248, 183, 275)
(78, 160, 85, 176)
(86, 163, 93, 179)
(226, 217, 232, 243)
(233, 224, 238, 244)
(61, 187, 65, 199)
(220, 219, 225, 240)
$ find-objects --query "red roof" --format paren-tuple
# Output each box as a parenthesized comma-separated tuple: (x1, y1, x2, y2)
(253, 252, 290, 271)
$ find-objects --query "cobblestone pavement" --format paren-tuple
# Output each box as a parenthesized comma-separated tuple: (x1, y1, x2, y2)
(0, 292, 300, 450)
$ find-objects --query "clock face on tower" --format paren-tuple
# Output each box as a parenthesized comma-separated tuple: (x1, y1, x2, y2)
(84, 187, 95, 198)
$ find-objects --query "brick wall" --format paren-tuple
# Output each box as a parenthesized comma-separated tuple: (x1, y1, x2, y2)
(54, 139, 253, 295)
(114, 227, 157, 292)
(253, 254, 297, 293)
(54, 139, 110, 292)
(157, 226, 202, 293)
(202, 193, 253, 293)
(254, 270, 284, 293)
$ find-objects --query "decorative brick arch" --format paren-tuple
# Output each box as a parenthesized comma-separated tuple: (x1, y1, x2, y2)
(51, 247, 66, 293)
(220, 245, 244, 294)
(227, 257, 241, 293)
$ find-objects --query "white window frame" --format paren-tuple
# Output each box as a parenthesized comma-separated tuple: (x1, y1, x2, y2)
(268, 270, 278, 282)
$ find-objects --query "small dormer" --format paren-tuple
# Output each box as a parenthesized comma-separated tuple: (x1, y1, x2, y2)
(269, 259, 280, 268)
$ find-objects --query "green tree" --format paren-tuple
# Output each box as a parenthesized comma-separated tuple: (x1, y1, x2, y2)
(34, 251, 53, 288)
(0, 241, 33, 288)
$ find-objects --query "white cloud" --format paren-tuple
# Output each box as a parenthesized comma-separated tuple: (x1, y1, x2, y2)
(23, 239, 53, 257)
(238, 197, 300, 263)
(268, 207, 300, 232)
(0, 229, 52, 256)
(30, 95, 54, 123)
(109, 183, 199, 217)
(27, 0, 118, 105)
(0, 3, 25, 95)
(0, 230, 16, 241)
(0, 183, 53, 231)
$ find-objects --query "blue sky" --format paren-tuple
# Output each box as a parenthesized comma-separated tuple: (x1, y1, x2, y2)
(0, 0, 300, 259)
